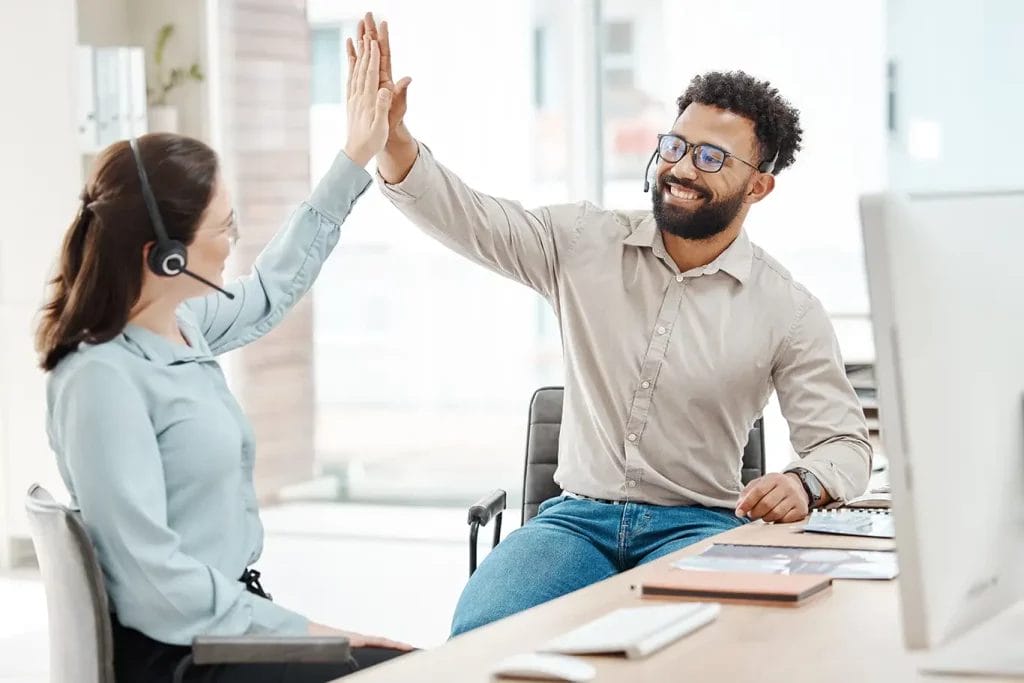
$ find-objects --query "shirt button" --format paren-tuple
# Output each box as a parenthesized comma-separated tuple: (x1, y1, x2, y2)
(627, 433, 638, 442)
(676, 274, 684, 283)
(656, 326, 667, 335)
(627, 480, 637, 488)
(641, 381, 651, 389)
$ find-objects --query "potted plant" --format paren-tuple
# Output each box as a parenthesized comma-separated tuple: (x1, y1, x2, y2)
(147, 23, 204, 133)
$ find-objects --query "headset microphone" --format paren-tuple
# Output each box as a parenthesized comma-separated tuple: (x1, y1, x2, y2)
(642, 149, 659, 193)
(129, 138, 235, 300)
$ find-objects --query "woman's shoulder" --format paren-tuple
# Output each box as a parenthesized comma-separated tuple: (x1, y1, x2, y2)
(48, 337, 142, 402)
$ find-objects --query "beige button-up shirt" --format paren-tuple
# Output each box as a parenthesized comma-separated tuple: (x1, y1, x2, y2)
(379, 145, 871, 508)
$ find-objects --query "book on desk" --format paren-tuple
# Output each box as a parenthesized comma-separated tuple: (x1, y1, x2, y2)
(637, 568, 832, 607)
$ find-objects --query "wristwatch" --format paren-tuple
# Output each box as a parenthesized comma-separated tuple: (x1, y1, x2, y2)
(790, 467, 824, 508)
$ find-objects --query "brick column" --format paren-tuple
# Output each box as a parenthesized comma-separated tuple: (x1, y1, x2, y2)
(218, 0, 315, 501)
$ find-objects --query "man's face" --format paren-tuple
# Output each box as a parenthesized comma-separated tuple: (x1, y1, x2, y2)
(651, 103, 764, 240)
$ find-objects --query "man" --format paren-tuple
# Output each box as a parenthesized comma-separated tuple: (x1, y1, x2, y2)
(358, 14, 871, 636)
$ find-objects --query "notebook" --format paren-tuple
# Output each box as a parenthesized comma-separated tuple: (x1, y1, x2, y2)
(539, 603, 720, 659)
(804, 508, 895, 539)
(638, 568, 832, 607)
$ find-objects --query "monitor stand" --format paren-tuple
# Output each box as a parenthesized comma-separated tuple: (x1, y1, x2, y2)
(919, 601, 1024, 676)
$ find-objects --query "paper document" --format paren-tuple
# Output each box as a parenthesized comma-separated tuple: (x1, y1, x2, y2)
(673, 543, 898, 580)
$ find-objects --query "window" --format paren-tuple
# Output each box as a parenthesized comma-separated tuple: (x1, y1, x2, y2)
(311, 27, 342, 105)
(603, 20, 634, 88)
(309, 2, 575, 507)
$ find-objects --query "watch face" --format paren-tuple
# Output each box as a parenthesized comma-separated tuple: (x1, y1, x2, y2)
(806, 472, 822, 497)
(798, 469, 821, 502)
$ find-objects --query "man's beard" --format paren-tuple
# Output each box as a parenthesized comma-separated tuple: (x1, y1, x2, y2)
(651, 175, 746, 240)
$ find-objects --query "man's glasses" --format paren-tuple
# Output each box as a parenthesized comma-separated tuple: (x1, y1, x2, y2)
(656, 133, 768, 174)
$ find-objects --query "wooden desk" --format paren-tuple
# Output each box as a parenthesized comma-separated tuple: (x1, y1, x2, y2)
(340, 521, 1010, 682)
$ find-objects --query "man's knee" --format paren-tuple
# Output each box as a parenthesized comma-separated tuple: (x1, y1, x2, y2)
(450, 536, 543, 636)
(449, 521, 614, 637)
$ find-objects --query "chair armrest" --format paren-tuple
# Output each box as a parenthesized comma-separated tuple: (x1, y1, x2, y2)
(467, 489, 507, 527)
(191, 636, 351, 665)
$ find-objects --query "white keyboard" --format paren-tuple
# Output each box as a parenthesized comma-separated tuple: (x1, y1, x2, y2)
(539, 603, 720, 659)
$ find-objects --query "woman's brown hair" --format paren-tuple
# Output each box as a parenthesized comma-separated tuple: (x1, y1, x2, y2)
(35, 133, 219, 371)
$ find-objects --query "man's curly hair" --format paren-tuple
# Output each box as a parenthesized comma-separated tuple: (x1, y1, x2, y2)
(677, 71, 803, 174)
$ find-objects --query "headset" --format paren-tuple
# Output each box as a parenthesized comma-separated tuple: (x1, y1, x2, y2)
(128, 137, 234, 299)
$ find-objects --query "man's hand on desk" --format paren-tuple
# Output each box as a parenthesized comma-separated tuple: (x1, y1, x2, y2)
(735, 472, 813, 523)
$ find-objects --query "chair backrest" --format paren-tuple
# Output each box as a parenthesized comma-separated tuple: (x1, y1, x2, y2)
(521, 386, 766, 524)
(24, 484, 115, 683)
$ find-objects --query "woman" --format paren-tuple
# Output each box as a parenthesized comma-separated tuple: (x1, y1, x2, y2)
(35, 36, 410, 682)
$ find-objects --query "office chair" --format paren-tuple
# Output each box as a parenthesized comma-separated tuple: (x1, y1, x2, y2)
(466, 386, 766, 575)
(24, 484, 351, 683)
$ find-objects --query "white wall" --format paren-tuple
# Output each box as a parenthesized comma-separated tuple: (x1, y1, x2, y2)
(0, 1, 81, 566)
(128, 0, 211, 141)
(78, 0, 210, 142)
(76, 0, 130, 44)
(0, 0, 213, 566)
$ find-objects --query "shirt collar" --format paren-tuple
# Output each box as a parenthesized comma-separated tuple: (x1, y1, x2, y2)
(623, 215, 753, 285)
(119, 316, 210, 366)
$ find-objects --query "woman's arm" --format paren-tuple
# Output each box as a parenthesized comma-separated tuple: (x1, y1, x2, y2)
(183, 154, 370, 355)
(183, 34, 394, 355)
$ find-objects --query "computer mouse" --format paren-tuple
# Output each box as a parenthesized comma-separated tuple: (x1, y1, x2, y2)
(491, 652, 597, 681)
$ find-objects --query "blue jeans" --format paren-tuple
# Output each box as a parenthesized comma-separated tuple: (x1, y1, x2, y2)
(450, 495, 744, 636)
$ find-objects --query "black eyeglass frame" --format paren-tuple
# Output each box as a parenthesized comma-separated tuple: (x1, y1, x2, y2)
(656, 133, 773, 174)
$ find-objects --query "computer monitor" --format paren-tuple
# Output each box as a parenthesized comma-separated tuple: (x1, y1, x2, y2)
(860, 191, 1024, 676)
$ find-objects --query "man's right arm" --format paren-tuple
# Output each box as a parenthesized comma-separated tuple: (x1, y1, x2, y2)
(376, 129, 586, 301)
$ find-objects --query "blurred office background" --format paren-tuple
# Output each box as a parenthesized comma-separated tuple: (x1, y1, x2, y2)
(0, 1, 1020, 679)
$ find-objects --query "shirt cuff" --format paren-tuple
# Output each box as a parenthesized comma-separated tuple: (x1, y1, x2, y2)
(246, 593, 309, 636)
(784, 440, 871, 504)
(376, 142, 431, 201)
(307, 150, 373, 224)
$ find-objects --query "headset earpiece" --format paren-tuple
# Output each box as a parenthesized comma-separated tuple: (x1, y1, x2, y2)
(758, 149, 780, 175)
(147, 240, 188, 276)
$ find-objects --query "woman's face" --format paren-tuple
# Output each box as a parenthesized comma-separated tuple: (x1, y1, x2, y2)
(187, 175, 238, 288)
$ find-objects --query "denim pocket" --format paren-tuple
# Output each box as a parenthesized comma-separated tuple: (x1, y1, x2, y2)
(536, 494, 568, 516)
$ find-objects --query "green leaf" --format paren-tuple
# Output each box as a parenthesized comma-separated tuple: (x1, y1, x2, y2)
(154, 23, 175, 67)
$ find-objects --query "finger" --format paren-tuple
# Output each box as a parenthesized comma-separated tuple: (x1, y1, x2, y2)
(375, 87, 392, 121)
(735, 478, 772, 517)
(364, 635, 414, 651)
(782, 506, 810, 523)
(396, 76, 411, 95)
(354, 36, 369, 97)
(356, 19, 365, 42)
(365, 40, 380, 99)
(762, 497, 798, 524)
(379, 20, 392, 80)
(747, 483, 787, 521)
(364, 11, 378, 40)
(345, 38, 356, 96)
(351, 36, 364, 97)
